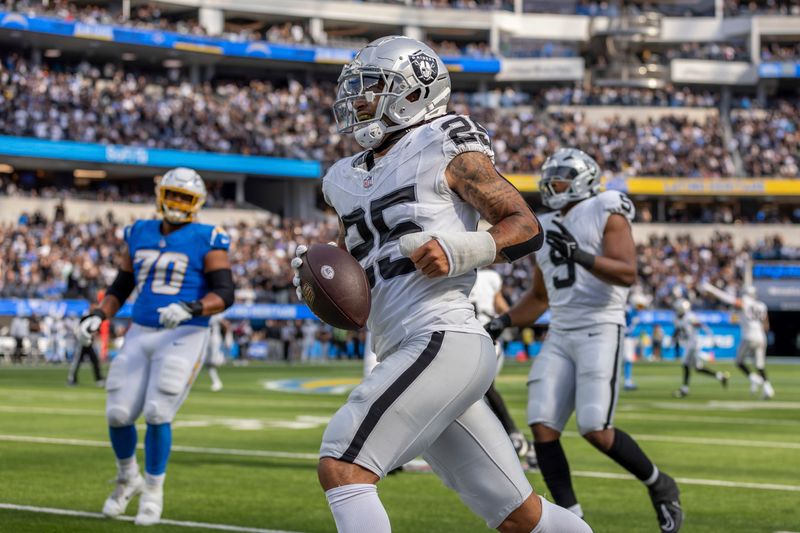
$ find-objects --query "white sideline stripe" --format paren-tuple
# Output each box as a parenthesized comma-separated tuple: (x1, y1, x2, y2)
(0, 503, 301, 533)
(4, 405, 799, 449)
(2, 434, 800, 494)
(572, 471, 800, 492)
(562, 431, 800, 450)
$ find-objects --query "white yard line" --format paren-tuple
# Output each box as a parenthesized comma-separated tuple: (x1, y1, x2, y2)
(562, 431, 800, 450)
(0, 503, 301, 533)
(571, 471, 800, 492)
(1, 433, 799, 493)
(615, 412, 800, 427)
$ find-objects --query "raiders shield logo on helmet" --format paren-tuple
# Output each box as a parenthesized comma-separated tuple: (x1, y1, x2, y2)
(409, 51, 438, 86)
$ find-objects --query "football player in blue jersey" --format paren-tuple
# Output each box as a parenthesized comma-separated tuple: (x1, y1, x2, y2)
(76, 167, 234, 526)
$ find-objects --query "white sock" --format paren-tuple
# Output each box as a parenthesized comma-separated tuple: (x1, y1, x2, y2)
(325, 484, 390, 533)
(532, 496, 592, 533)
(116, 456, 139, 481)
(144, 473, 165, 490)
(209, 367, 222, 386)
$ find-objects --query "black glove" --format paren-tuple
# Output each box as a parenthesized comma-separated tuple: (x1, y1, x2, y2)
(545, 220, 595, 270)
(485, 314, 511, 342)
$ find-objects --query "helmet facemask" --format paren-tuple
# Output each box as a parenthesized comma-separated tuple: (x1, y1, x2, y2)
(334, 67, 423, 149)
(539, 149, 601, 210)
(157, 186, 205, 224)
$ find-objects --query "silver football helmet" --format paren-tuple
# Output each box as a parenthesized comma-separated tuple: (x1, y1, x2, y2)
(539, 148, 601, 210)
(156, 167, 207, 224)
(333, 35, 451, 149)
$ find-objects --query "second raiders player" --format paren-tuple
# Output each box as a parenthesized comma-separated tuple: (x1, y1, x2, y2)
(294, 37, 590, 533)
(487, 149, 684, 532)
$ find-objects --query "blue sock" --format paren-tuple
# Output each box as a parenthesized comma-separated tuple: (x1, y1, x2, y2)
(145, 423, 172, 475)
(109, 425, 137, 460)
(624, 361, 633, 383)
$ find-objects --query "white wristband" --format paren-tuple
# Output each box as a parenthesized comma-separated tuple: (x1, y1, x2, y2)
(398, 230, 496, 277)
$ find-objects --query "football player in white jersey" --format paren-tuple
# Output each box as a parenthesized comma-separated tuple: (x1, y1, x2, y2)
(701, 283, 774, 399)
(486, 149, 684, 532)
(671, 299, 729, 398)
(470, 268, 532, 460)
(292, 36, 589, 533)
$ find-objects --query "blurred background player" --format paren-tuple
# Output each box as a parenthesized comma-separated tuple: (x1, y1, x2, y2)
(672, 298, 729, 398)
(9, 314, 30, 364)
(701, 283, 774, 399)
(470, 267, 533, 461)
(623, 292, 651, 391)
(66, 339, 104, 387)
(205, 313, 226, 392)
(76, 167, 234, 526)
(487, 148, 683, 533)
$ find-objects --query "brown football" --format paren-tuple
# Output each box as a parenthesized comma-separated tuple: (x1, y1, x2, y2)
(298, 243, 371, 330)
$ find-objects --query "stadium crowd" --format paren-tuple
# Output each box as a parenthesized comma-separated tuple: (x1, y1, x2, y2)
(3, 54, 799, 177)
(2, 206, 796, 308)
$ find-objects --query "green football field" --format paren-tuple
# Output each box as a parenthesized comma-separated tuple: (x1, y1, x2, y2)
(0, 360, 798, 533)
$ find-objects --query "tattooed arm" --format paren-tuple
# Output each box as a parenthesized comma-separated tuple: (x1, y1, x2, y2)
(446, 151, 541, 263)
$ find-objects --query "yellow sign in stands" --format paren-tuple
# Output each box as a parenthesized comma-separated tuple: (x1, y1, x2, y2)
(506, 175, 800, 197)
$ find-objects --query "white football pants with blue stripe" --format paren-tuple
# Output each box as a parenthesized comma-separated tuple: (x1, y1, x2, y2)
(106, 324, 209, 428)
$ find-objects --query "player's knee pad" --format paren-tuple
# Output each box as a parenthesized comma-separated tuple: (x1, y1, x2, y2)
(106, 405, 133, 427)
(144, 399, 174, 425)
(158, 356, 193, 396)
(576, 404, 607, 435)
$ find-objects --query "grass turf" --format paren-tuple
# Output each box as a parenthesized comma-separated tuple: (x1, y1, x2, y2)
(0, 360, 798, 532)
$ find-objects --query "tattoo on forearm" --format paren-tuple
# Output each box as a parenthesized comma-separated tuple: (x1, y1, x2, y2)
(449, 152, 539, 251)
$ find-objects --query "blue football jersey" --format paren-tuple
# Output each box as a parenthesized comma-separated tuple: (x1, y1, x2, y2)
(124, 220, 230, 328)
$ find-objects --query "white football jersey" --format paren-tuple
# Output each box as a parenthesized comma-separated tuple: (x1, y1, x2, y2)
(739, 295, 768, 342)
(322, 114, 493, 357)
(535, 190, 635, 330)
(470, 269, 503, 325)
(674, 313, 699, 349)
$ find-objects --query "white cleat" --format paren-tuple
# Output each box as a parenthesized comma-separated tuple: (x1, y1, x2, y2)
(762, 381, 775, 400)
(134, 485, 163, 526)
(748, 373, 764, 394)
(102, 473, 144, 518)
(210, 381, 223, 392)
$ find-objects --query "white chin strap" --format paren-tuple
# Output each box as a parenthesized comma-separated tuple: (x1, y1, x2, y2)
(354, 121, 387, 149)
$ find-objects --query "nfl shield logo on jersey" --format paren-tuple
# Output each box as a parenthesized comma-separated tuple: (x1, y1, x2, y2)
(362, 175, 374, 189)
(409, 51, 438, 86)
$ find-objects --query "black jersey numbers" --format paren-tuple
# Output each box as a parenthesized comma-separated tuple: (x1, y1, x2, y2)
(549, 247, 576, 289)
(440, 116, 491, 150)
(341, 185, 422, 287)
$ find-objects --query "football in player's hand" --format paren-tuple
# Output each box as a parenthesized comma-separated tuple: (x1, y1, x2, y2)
(298, 244, 371, 330)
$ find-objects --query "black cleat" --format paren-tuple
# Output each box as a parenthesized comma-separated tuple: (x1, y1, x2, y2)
(648, 473, 684, 533)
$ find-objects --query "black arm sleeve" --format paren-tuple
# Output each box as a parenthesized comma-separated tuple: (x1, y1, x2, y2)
(500, 217, 544, 262)
(105, 270, 136, 304)
(205, 268, 235, 309)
